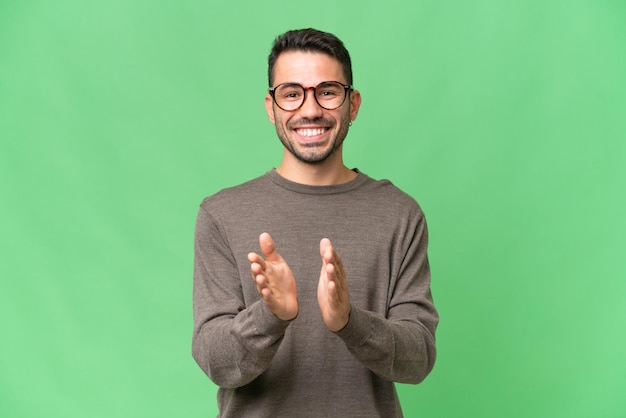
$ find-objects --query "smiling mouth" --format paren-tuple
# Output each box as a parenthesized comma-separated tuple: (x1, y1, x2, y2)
(294, 128, 328, 137)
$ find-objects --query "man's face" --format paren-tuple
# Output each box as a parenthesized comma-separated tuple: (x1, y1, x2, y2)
(265, 51, 361, 165)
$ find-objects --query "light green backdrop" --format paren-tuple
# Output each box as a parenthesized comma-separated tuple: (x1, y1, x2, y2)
(1, 1, 624, 417)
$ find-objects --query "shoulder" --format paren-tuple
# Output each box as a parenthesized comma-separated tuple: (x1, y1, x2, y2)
(199, 172, 271, 211)
(357, 173, 425, 218)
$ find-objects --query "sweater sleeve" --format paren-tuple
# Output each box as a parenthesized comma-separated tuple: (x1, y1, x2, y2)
(335, 211, 438, 384)
(191, 205, 291, 389)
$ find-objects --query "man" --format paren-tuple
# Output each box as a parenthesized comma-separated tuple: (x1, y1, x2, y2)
(192, 28, 438, 417)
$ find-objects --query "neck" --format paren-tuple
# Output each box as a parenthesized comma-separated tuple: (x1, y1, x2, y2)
(276, 150, 357, 186)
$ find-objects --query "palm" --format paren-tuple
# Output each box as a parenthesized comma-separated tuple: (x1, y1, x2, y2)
(317, 238, 351, 332)
(248, 233, 298, 320)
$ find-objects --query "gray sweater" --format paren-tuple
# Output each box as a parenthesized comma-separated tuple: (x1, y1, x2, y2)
(192, 169, 438, 417)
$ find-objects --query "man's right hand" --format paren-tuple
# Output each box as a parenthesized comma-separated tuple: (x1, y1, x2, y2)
(248, 232, 298, 321)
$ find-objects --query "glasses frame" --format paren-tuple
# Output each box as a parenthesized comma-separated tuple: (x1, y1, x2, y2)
(268, 81, 353, 111)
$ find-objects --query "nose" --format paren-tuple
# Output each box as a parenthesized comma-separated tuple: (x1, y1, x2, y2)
(298, 87, 324, 119)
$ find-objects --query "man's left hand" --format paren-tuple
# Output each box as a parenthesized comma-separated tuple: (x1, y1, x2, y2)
(317, 238, 351, 332)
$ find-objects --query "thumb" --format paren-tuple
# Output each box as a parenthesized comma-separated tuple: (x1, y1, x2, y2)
(259, 232, 281, 262)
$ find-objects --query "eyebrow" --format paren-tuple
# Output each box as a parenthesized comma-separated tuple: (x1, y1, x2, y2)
(275, 82, 302, 88)
(274, 81, 347, 88)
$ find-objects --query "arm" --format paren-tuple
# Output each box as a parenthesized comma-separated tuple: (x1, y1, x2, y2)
(191, 207, 293, 388)
(318, 214, 438, 384)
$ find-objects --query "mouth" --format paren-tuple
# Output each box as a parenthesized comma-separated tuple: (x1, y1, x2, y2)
(289, 118, 335, 144)
(294, 127, 329, 138)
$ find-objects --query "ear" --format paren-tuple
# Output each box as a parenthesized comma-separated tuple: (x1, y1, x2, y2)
(349, 89, 362, 123)
(265, 94, 276, 124)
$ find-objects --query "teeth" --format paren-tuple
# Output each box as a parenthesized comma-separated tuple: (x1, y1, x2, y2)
(296, 128, 325, 137)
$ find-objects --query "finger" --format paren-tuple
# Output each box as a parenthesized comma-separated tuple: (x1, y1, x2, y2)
(325, 266, 342, 306)
(327, 278, 337, 298)
(325, 262, 336, 287)
(250, 262, 263, 276)
(248, 253, 266, 270)
(324, 250, 347, 298)
(320, 238, 331, 258)
(326, 263, 342, 293)
(321, 238, 342, 265)
(325, 261, 335, 277)
(255, 273, 267, 287)
(322, 242, 344, 280)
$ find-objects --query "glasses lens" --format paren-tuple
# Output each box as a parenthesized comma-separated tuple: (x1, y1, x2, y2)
(273, 84, 305, 111)
(315, 82, 347, 110)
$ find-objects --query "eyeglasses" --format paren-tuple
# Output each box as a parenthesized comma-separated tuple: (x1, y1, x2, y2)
(269, 81, 352, 111)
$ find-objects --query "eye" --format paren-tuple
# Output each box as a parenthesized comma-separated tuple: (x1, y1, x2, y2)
(285, 90, 302, 99)
(276, 85, 304, 101)
(317, 82, 344, 98)
(319, 89, 339, 97)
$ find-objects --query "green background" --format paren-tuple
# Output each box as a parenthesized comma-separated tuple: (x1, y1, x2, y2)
(1, 1, 624, 417)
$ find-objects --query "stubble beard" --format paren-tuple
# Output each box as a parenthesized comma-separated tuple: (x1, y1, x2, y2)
(274, 111, 351, 165)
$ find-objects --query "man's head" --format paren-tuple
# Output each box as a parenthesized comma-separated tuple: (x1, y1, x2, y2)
(268, 28, 353, 87)
(265, 29, 361, 167)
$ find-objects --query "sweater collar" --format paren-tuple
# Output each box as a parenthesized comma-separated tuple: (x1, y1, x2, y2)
(267, 168, 368, 195)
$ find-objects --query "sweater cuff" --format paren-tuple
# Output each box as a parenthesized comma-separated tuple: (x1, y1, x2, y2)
(253, 299, 293, 335)
(334, 305, 371, 346)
